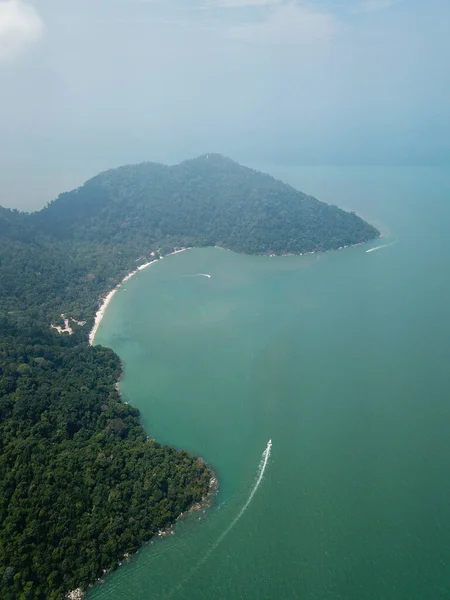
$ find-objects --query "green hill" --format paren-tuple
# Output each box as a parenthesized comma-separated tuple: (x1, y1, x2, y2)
(37, 153, 377, 254)
(2, 155, 378, 322)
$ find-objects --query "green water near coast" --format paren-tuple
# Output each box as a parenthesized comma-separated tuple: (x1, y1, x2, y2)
(91, 166, 450, 600)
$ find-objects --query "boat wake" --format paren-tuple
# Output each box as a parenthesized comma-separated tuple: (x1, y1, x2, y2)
(366, 241, 397, 254)
(167, 439, 272, 597)
(211, 438, 272, 550)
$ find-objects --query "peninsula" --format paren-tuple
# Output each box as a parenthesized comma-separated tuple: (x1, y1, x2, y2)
(0, 155, 379, 599)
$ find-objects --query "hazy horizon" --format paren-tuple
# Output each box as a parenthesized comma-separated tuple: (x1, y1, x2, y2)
(1, 0, 449, 210)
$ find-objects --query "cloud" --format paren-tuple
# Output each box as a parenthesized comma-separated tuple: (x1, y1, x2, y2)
(352, 0, 395, 13)
(0, 0, 44, 60)
(227, 2, 339, 45)
(208, 0, 281, 7)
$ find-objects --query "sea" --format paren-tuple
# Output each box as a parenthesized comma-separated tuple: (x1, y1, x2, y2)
(91, 165, 450, 600)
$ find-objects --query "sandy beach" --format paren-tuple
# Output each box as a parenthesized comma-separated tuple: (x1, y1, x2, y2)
(88, 248, 190, 345)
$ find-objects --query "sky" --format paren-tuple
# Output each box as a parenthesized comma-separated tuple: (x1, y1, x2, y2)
(0, 0, 449, 210)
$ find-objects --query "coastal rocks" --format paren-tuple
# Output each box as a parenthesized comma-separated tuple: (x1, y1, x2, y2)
(196, 474, 219, 511)
(157, 525, 176, 538)
(156, 472, 218, 538)
(66, 589, 84, 600)
(209, 475, 218, 493)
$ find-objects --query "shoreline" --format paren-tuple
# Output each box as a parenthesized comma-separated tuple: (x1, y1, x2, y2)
(88, 237, 381, 345)
(88, 248, 190, 345)
(76, 235, 379, 599)
(67, 472, 218, 600)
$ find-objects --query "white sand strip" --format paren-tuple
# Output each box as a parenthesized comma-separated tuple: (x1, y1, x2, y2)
(89, 248, 191, 345)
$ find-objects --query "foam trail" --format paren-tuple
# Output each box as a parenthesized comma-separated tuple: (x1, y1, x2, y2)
(212, 438, 272, 549)
(167, 440, 272, 597)
(197, 273, 212, 278)
(366, 241, 396, 253)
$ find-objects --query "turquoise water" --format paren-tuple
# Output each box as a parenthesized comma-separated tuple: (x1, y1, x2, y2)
(92, 166, 450, 600)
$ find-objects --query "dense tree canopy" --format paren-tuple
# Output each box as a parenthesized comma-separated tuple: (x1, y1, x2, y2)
(0, 155, 379, 598)
(0, 330, 210, 600)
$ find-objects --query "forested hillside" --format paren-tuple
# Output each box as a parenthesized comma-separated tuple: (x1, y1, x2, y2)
(2, 155, 378, 327)
(0, 324, 210, 600)
(0, 155, 379, 598)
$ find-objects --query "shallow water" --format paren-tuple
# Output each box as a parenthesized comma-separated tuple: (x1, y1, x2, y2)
(92, 166, 450, 600)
